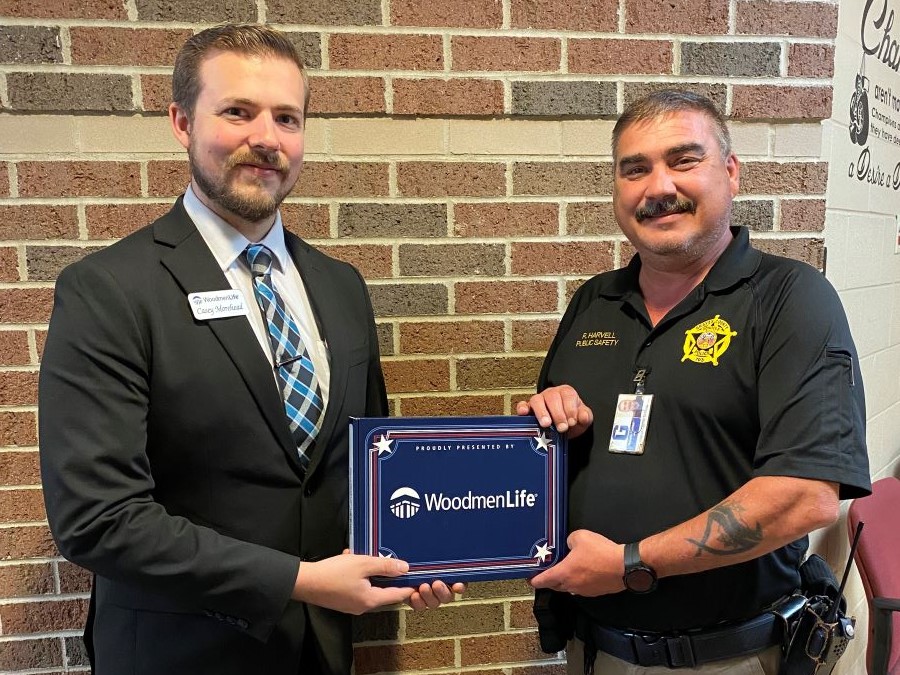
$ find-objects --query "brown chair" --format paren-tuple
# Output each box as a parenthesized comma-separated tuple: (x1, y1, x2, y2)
(848, 476, 900, 674)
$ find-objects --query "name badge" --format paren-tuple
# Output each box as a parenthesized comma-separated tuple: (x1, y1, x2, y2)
(608, 394, 654, 455)
(188, 290, 248, 321)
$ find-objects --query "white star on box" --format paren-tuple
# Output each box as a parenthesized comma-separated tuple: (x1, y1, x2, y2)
(534, 543, 553, 563)
(533, 432, 551, 451)
(378, 551, 394, 558)
(373, 435, 394, 455)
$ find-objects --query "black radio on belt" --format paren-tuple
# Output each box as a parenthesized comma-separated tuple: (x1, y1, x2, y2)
(779, 523, 862, 675)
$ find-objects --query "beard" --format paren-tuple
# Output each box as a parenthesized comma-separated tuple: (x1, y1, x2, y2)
(190, 147, 295, 223)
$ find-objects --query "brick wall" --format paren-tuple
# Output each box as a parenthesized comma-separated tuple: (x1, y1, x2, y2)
(0, 1, 843, 672)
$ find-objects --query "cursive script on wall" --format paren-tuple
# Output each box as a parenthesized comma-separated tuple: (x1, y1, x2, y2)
(863, 0, 900, 70)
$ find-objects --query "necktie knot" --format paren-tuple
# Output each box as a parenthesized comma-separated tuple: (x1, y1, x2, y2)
(245, 244, 273, 278)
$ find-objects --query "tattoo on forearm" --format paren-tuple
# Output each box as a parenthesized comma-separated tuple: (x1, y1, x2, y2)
(686, 501, 763, 557)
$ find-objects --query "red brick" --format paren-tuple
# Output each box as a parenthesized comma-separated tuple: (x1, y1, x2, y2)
(34, 329, 46, 360)
(455, 203, 558, 238)
(567, 278, 592, 302)
(58, 561, 92, 594)
(511, 0, 617, 31)
(452, 36, 560, 72)
(0, 371, 39, 406)
(0, 246, 19, 282)
(0, 0, 125, 18)
(466, 578, 533, 599)
(0, 599, 89, 635)
(294, 162, 388, 198)
(737, 1, 838, 38)
(392, 0, 502, 27)
(0, 288, 55, 323)
(330, 34, 442, 70)
(0, 525, 57, 559)
(740, 162, 828, 194)
(86, 203, 171, 240)
(317, 244, 392, 279)
(512, 319, 559, 352)
(281, 204, 331, 239)
(393, 79, 503, 115)
(569, 39, 673, 75)
(455, 280, 558, 314)
(780, 199, 825, 232)
(398, 162, 506, 197)
(400, 394, 504, 416)
(461, 631, 549, 666)
(0, 563, 54, 597)
(626, 0, 728, 34)
(140, 73, 172, 112)
(17, 162, 140, 198)
(405, 602, 504, 637)
(27, 245, 102, 282)
(382, 359, 450, 393)
(0, 205, 79, 240)
(457, 356, 543, 389)
(0, 412, 38, 448)
(0, 163, 9, 197)
(787, 44, 834, 78)
(148, 160, 189, 198)
(514, 162, 613, 197)
(0, 450, 40, 486)
(0, 637, 63, 671)
(354, 639, 455, 675)
(566, 202, 619, 235)
(732, 86, 831, 120)
(511, 242, 615, 275)
(510, 599, 538, 628)
(514, 666, 567, 675)
(752, 236, 823, 269)
(0, 329, 30, 365)
(399, 320, 505, 354)
(308, 76, 385, 114)
(70, 27, 191, 66)
(0, 489, 46, 523)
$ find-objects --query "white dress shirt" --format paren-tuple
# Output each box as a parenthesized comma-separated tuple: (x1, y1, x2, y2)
(184, 186, 331, 410)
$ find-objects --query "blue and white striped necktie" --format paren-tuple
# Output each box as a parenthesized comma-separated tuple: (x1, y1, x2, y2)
(244, 244, 323, 469)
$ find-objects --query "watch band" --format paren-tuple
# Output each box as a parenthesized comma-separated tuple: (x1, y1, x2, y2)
(623, 540, 658, 593)
(624, 541, 642, 569)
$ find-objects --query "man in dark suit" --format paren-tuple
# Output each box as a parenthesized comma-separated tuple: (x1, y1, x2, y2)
(39, 24, 459, 675)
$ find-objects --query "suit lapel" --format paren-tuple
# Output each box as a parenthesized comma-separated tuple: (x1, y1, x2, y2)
(286, 234, 351, 480)
(154, 202, 305, 475)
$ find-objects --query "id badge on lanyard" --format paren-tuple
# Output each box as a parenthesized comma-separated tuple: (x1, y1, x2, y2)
(608, 367, 653, 455)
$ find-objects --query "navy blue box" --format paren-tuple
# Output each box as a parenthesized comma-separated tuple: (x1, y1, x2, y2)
(349, 415, 567, 586)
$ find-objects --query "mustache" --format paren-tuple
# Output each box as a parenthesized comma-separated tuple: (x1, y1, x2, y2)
(226, 149, 288, 173)
(635, 197, 696, 222)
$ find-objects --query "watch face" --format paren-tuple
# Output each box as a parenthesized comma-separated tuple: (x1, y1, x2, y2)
(625, 567, 656, 593)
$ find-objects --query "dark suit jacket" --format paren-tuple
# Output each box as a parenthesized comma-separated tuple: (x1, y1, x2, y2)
(39, 199, 387, 675)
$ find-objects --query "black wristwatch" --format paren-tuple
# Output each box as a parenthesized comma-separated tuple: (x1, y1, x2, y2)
(623, 541, 658, 593)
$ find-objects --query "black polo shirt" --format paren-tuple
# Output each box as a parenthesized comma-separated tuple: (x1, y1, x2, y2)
(539, 227, 870, 631)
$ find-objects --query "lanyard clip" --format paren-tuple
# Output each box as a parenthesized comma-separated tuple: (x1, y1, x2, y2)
(633, 368, 648, 396)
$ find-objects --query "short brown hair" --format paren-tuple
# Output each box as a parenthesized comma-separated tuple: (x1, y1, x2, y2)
(172, 23, 310, 119)
(612, 90, 731, 160)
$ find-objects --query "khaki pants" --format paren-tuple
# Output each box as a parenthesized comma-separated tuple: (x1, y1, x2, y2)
(566, 639, 782, 675)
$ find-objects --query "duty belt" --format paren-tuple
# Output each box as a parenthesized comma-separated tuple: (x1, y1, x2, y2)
(576, 610, 783, 669)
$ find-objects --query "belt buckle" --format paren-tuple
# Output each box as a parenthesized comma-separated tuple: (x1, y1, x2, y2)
(630, 633, 697, 668)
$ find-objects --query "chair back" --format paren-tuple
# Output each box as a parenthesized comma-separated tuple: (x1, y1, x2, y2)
(848, 476, 900, 674)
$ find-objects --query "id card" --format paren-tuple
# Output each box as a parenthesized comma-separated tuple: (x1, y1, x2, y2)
(608, 394, 653, 455)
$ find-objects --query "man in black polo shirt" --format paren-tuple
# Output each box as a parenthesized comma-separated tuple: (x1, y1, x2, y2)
(517, 90, 870, 674)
